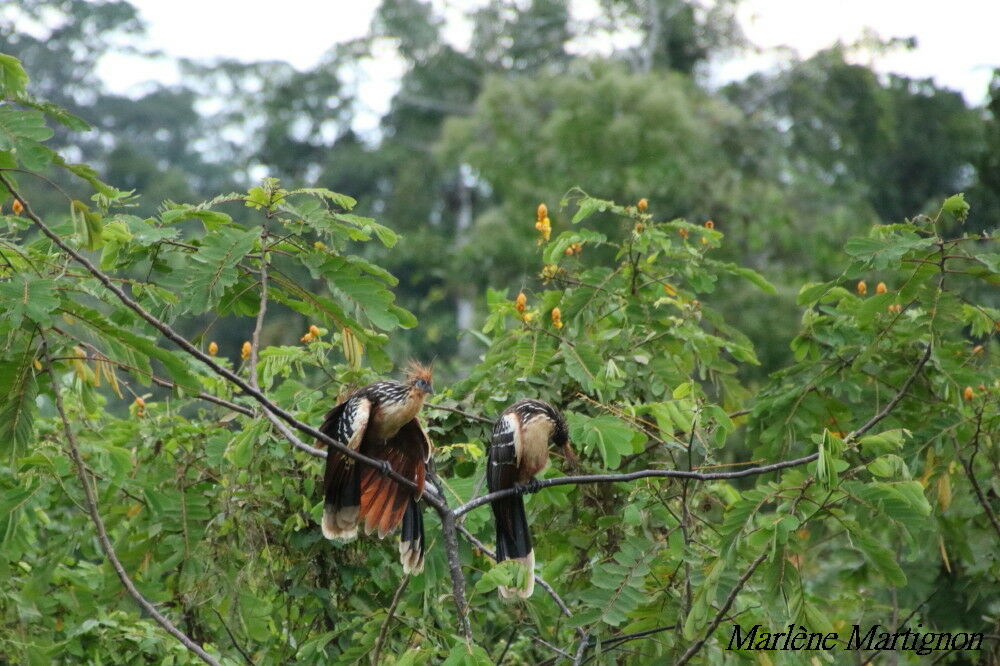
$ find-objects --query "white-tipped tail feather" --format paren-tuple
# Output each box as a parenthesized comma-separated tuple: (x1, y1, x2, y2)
(322, 505, 359, 540)
(498, 551, 535, 599)
(399, 538, 424, 575)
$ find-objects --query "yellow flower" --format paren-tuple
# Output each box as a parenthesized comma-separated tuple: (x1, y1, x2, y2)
(875, 282, 887, 294)
(963, 386, 974, 401)
(564, 242, 582, 256)
(856, 281, 867, 296)
(134, 396, 146, 418)
(535, 216, 551, 243)
(515, 291, 527, 313)
(887, 304, 902, 314)
(536, 203, 548, 221)
(637, 198, 648, 212)
(704, 220, 715, 229)
(208, 341, 218, 356)
(300, 332, 314, 343)
(241, 341, 251, 360)
(540, 264, 560, 281)
(11, 199, 23, 216)
(551, 307, 563, 329)
(309, 324, 321, 337)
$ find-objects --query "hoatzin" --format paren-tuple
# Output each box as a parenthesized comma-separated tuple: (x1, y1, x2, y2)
(487, 399, 568, 598)
(319, 362, 433, 574)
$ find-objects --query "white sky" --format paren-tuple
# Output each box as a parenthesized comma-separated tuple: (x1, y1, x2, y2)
(97, 0, 1000, 112)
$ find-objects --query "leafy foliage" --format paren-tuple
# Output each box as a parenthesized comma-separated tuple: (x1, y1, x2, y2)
(1, 35, 999, 666)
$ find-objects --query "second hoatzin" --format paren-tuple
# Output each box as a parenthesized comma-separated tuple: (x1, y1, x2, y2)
(319, 362, 433, 574)
(487, 399, 568, 598)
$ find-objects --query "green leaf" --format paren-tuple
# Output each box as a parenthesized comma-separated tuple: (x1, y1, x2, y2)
(226, 420, 268, 467)
(474, 560, 526, 593)
(846, 521, 907, 586)
(0, 108, 53, 150)
(543, 229, 606, 264)
(560, 342, 602, 391)
(941, 193, 969, 222)
(0, 347, 37, 464)
(0, 54, 29, 97)
(64, 302, 201, 393)
(0, 276, 59, 326)
(185, 227, 259, 313)
(442, 644, 492, 666)
(566, 413, 642, 470)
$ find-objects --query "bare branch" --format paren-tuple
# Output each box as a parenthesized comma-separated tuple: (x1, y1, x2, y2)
(453, 454, 820, 518)
(41, 340, 222, 666)
(845, 343, 933, 443)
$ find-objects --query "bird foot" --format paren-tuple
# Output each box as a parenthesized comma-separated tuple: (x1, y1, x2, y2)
(378, 460, 394, 477)
(513, 479, 541, 495)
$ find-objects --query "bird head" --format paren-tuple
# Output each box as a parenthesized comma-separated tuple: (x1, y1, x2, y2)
(405, 361, 434, 395)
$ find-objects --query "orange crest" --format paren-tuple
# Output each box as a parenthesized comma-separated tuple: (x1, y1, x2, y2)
(405, 360, 434, 385)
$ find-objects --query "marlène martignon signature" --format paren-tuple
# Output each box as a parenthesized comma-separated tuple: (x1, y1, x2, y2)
(728, 623, 985, 656)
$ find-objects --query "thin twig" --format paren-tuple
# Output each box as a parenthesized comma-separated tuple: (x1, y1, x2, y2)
(211, 609, 256, 666)
(674, 551, 768, 666)
(371, 576, 410, 666)
(41, 340, 222, 666)
(952, 407, 1000, 542)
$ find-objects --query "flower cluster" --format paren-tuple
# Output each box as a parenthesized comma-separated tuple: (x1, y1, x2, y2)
(535, 203, 551, 243)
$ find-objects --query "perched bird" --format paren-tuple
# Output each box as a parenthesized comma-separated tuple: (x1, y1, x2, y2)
(487, 399, 568, 598)
(320, 362, 433, 574)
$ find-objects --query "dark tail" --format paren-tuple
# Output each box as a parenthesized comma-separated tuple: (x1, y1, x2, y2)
(398, 497, 425, 575)
(492, 495, 534, 598)
(322, 455, 361, 540)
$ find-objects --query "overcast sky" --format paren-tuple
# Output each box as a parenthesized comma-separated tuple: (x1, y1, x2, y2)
(97, 0, 1000, 114)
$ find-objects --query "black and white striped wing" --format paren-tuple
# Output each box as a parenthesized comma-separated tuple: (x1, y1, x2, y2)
(488, 411, 533, 561)
(321, 395, 371, 540)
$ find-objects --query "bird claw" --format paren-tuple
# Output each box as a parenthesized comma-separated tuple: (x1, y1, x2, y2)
(514, 479, 541, 495)
(379, 460, 393, 477)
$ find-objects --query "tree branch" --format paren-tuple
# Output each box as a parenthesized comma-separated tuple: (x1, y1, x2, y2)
(952, 407, 1000, 542)
(41, 339, 222, 666)
(371, 576, 410, 666)
(453, 454, 820, 518)
(3, 177, 422, 496)
(674, 551, 768, 666)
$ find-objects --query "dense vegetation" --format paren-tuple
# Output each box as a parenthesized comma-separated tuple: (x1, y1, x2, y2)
(1, 1, 999, 664)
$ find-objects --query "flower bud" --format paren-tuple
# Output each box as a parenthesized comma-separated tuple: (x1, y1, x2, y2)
(704, 220, 714, 229)
(309, 324, 321, 337)
(300, 332, 313, 343)
(678, 228, 688, 240)
(856, 281, 867, 295)
(241, 341, 251, 360)
(515, 291, 527, 313)
(208, 341, 218, 356)
(963, 386, 974, 401)
(551, 307, 563, 329)
(637, 198, 648, 212)
(11, 199, 23, 215)
(875, 282, 887, 294)
(536, 203, 548, 221)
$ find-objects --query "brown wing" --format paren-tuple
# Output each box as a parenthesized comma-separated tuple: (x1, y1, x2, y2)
(359, 418, 430, 538)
